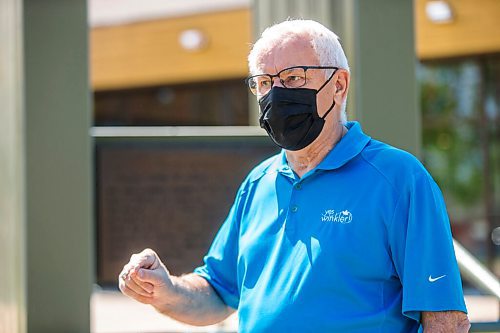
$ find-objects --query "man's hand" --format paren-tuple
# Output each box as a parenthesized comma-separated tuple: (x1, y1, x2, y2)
(422, 311, 470, 333)
(118, 248, 233, 326)
(118, 248, 177, 307)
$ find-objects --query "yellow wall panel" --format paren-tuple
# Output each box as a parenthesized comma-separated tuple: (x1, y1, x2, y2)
(416, 0, 500, 60)
(91, 9, 252, 90)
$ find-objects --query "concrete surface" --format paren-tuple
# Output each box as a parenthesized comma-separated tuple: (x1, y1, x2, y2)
(91, 289, 498, 333)
(91, 289, 237, 333)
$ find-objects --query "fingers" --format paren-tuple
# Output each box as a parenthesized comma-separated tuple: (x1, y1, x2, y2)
(119, 249, 159, 282)
(129, 270, 155, 293)
(119, 262, 155, 297)
(119, 270, 152, 297)
(118, 248, 169, 300)
(127, 275, 153, 297)
(120, 283, 154, 305)
(135, 267, 166, 285)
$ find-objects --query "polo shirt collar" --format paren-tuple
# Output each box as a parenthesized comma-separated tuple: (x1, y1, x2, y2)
(315, 121, 371, 171)
(271, 121, 371, 175)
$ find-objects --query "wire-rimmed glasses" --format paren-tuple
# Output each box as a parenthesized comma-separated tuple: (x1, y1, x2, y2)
(245, 65, 339, 96)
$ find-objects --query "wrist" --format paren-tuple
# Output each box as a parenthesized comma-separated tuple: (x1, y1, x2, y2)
(152, 275, 183, 314)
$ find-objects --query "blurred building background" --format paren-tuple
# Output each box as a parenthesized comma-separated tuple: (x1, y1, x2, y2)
(0, 0, 498, 332)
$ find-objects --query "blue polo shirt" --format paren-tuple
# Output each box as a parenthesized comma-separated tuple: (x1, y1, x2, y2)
(194, 121, 467, 332)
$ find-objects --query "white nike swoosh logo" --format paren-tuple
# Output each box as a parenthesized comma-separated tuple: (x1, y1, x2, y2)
(428, 274, 446, 282)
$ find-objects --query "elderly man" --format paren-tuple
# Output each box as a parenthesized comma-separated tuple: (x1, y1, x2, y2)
(119, 20, 470, 332)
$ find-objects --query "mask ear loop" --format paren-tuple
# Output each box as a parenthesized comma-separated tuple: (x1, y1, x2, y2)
(321, 100, 336, 120)
(317, 68, 338, 120)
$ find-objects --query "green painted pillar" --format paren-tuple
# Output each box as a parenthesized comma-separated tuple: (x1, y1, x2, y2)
(0, 0, 26, 332)
(23, 0, 93, 332)
(251, 0, 420, 156)
(332, 0, 421, 157)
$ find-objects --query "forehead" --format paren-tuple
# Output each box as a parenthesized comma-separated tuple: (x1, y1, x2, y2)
(254, 35, 319, 74)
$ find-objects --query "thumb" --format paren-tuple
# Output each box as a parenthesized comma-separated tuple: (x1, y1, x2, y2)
(137, 267, 167, 285)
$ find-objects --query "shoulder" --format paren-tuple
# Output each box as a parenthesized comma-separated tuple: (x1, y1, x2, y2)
(234, 152, 281, 197)
(244, 152, 281, 183)
(359, 139, 431, 192)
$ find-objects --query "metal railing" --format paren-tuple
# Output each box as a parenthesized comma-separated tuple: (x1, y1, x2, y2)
(90, 126, 266, 138)
(454, 240, 500, 332)
(470, 321, 500, 332)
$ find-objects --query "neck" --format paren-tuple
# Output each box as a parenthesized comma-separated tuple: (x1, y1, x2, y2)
(286, 123, 347, 178)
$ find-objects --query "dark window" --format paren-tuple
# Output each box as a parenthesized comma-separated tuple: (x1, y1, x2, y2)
(94, 79, 249, 126)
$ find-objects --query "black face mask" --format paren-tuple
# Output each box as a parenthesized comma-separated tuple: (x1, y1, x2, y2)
(258, 72, 336, 151)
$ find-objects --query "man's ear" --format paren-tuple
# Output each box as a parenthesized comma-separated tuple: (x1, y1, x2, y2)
(334, 69, 349, 102)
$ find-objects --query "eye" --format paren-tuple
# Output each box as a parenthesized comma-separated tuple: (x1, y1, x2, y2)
(260, 80, 271, 87)
(288, 75, 302, 82)
(283, 73, 306, 87)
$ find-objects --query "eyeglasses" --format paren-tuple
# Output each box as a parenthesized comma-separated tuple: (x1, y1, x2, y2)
(245, 65, 339, 96)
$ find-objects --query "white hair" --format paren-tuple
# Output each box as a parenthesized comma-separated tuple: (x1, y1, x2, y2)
(248, 19, 350, 122)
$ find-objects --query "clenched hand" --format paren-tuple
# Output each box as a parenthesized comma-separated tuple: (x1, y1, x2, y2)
(118, 248, 234, 326)
(118, 248, 177, 307)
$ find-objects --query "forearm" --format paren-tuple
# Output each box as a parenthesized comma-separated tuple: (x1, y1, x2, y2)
(422, 311, 470, 333)
(153, 273, 234, 326)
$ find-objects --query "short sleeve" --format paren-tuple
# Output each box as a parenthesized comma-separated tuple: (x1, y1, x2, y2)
(193, 185, 245, 309)
(388, 171, 467, 323)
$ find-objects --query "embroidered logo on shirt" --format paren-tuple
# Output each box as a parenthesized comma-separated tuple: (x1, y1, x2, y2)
(428, 274, 446, 282)
(321, 209, 353, 223)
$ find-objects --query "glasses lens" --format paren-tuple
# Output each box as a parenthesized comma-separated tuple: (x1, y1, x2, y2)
(279, 67, 306, 88)
(247, 75, 272, 95)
